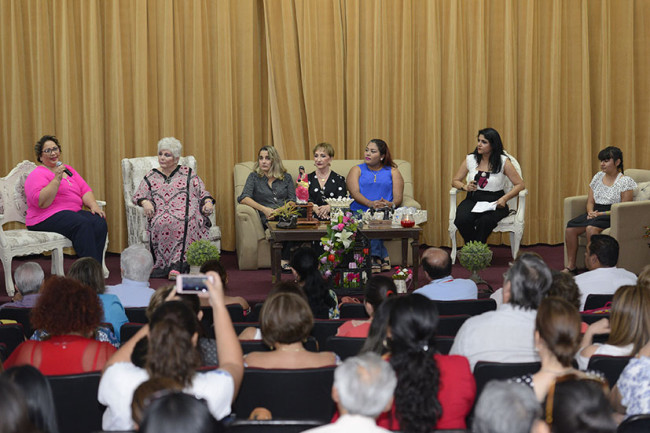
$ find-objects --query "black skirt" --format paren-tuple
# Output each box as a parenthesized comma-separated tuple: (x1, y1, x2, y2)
(566, 203, 612, 229)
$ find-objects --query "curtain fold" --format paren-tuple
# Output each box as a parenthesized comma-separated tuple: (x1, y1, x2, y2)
(1, 0, 648, 254)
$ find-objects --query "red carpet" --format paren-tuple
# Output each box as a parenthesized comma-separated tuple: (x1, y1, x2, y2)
(0, 244, 565, 304)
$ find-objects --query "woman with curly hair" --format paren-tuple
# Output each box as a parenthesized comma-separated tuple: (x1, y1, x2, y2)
(3, 276, 116, 374)
(376, 294, 475, 432)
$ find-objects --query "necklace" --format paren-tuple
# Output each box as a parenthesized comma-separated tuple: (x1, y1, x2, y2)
(316, 170, 331, 182)
(367, 165, 383, 183)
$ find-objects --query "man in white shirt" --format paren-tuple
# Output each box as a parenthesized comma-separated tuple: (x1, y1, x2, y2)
(450, 254, 552, 370)
(414, 247, 478, 301)
(105, 245, 155, 307)
(576, 235, 637, 310)
(305, 353, 396, 433)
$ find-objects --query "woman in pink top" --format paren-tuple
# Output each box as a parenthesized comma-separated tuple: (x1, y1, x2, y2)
(25, 135, 107, 264)
(336, 275, 396, 338)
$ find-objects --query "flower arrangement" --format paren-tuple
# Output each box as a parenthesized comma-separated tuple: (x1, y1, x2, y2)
(186, 239, 220, 267)
(392, 266, 413, 282)
(319, 211, 361, 278)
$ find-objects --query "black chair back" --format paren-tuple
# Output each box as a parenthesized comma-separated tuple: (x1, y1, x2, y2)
(232, 322, 258, 336)
(339, 303, 369, 319)
(47, 371, 104, 433)
(437, 314, 470, 336)
(587, 355, 632, 386)
(124, 307, 148, 323)
(311, 319, 346, 350)
(584, 294, 613, 311)
(227, 304, 246, 322)
(240, 336, 318, 354)
(324, 336, 364, 360)
(473, 361, 541, 401)
(0, 323, 25, 355)
(618, 414, 650, 433)
(433, 299, 496, 316)
(246, 303, 264, 322)
(232, 367, 336, 421)
(226, 419, 325, 432)
(0, 342, 7, 362)
(120, 322, 144, 344)
(434, 336, 455, 355)
(0, 307, 33, 337)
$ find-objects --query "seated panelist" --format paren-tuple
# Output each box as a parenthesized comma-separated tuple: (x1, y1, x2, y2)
(307, 142, 347, 220)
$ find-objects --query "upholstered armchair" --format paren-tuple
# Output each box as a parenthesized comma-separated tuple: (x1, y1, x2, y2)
(563, 168, 650, 274)
(121, 156, 221, 251)
(0, 161, 108, 296)
(448, 152, 528, 264)
(234, 159, 420, 270)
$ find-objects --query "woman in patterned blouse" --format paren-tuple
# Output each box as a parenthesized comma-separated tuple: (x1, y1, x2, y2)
(307, 142, 347, 219)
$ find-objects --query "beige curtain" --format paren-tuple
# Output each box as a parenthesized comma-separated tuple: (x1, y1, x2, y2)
(1, 0, 648, 254)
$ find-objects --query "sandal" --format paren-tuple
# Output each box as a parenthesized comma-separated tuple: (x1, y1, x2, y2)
(381, 258, 391, 272)
(168, 270, 180, 280)
(371, 259, 382, 274)
(561, 267, 577, 276)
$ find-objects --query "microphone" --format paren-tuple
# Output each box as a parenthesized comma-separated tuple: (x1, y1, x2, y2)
(56, 161, 73, 177)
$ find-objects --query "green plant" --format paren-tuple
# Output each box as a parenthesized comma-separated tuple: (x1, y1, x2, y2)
(186, 239, 220, 267)
(458, 241, 492, 273)
(272, 201, 300, 220)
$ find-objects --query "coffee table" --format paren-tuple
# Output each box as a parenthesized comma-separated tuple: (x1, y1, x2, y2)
(268, 222, 422, 288)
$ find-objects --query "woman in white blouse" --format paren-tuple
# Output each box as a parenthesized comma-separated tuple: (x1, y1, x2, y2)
(564, 146, 637, 274)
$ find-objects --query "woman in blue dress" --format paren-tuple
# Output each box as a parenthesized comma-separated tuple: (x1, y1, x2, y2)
(347, 139, 404, 273)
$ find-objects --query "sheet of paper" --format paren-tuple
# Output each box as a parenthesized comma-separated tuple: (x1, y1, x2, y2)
(471, 201, 497, 213)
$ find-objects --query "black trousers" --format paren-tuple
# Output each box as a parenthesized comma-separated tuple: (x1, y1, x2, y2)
(454, 190, 509, 243)
(28, 210, 108, 265)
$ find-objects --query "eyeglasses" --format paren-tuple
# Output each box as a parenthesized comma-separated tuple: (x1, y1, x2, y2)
(42, 147, 60, 154)
(545, 373, 609, 424)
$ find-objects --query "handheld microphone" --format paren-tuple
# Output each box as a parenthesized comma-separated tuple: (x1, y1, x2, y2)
(56, 161, 73, 177)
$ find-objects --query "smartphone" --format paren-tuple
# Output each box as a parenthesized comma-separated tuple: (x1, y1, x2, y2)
(176, 274, 214, 294)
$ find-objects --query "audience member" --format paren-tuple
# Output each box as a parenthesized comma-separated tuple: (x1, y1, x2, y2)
(290, 247, 339, 319)
(243, 292, 338, 368)
(374, 294, 475, 431)
(2, 365, 59, 433)
(610, 340, 650, 418)
(547, 271, 581, 311)
(3, 276, 116, 374)
(414, 247, 478, 300)
(360, 296, 398, 355)
(200, 259, 250, 311)
(472, 381, 548, 433)
(0, 262, 44, 309)
(574, 235, 637, 310)
(544, 375, 616, 433)
(637, 263, 650, 288)
(450, 253, 552, 369)
(105, 245, 155, 307)
(138, 392, 223, 433)
(577, 284, 650, 369)
(98, 272, 243, 431)
(511, 297, 602, 402)
(336, 275, 395, 338)
(131, 377, 183, 428)
(0, 375, 41, 433)
(304, 353, 396, 433)
(68, 257, 128, 341)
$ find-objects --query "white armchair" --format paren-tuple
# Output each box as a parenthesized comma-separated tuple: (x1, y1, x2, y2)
(1, 161, 108, 296)
(121, 156, 221, 251)
(448, 152, 528, 263)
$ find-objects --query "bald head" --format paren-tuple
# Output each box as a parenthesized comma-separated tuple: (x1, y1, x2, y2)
(422, 247, 452, 281)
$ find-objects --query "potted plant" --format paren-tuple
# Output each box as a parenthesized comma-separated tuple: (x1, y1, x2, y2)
(273, 201, 300, 229)
(392, 266, 413, 294)
(457, 241, 492, 286)
(186, 239, 220, 273)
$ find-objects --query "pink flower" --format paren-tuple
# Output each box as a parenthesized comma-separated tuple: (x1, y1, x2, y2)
(337, 223, 345, 231)
(320, 256, 328, 264)
(342, 216, 350, 223)
(324, 270, 332, 278)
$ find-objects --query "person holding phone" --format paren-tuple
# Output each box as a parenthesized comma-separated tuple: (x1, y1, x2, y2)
(451, 128, 524, 244)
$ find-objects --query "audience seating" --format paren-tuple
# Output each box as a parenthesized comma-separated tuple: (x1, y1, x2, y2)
(580, 312, 610, 325)
(437, 314, 470, 336)
(47, 371, 104, 433)
(226, 419, 325, 433)
(231, 322, 257, 336)
(0, 322, 25, 355)
(231, 367, 336, 421)
(311, 319, 346, 350)
(124, 307, 148, 324)
(324, 336, 364, 360)
(583, 294, 613, 311)
(0, 307, 33, 338)
(434, 336, 455, 355)
(240, 337, 318, 354)
(120, 322, 144, 344)
(339, 303, 369, 319)
(618, 413, 650, 433)
(472, 361, 541, 401)
(433, 299, 496, 316)
(587, 355, 632, 386)
(246, 302, 264, 322)
(0, 342, 7, 361)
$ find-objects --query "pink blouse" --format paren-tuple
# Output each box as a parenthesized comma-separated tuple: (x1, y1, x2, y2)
(24, 165, 92, 226)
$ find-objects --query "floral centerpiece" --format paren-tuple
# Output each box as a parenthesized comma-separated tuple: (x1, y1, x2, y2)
(319, 211, 361, 279)
(392, 266, 413, 293)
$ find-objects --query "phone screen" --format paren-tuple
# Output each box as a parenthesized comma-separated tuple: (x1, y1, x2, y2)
(176, 275, 211, 293)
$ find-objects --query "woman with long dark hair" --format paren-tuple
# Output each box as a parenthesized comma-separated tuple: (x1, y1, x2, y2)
(3, 365, 59, 433)
(290, 246, 338, 319)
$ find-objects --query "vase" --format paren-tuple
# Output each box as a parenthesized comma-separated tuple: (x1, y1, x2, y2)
(189, 265, 201, 275)
(395, 279, 407, 294)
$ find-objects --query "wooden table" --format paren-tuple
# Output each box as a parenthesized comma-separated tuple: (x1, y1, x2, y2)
(268, 222, 422, 288)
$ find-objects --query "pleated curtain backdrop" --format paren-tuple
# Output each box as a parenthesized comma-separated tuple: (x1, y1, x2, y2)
(1, 0, 648, 253)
